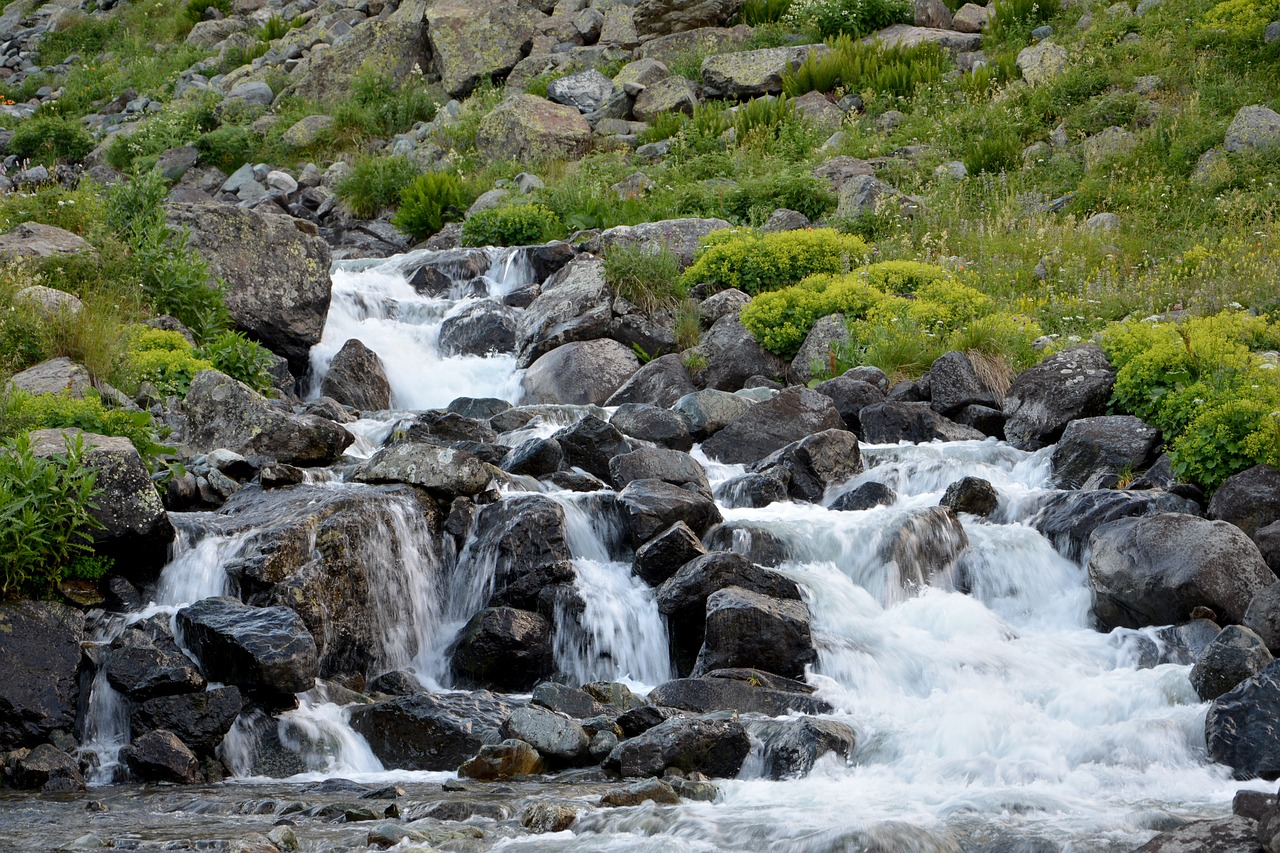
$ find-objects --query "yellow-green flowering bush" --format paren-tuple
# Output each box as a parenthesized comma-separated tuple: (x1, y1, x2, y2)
(680, 229, 870, 296)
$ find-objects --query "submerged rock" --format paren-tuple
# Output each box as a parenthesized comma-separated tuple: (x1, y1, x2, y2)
(350, 691, 512, 771)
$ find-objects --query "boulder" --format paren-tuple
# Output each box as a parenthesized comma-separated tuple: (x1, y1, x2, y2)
(603, 714, 751, 778)
(881, 506, 969, 590)
(0, 222, 94, 260)
(121, 730, 199, 784)
(1050, 415, 1162, 489)
(1206, 660, 1280, 779)
(633, 521, 707, 585)
(15, 285, 82, 320)
(952, 2, 988, 32)
(637, 24, 753, 64)
(703, 523, 789, 565)
(632, 76, 702, 122)
(748, 428, 861, 503)
(812, 376, 885, 434)
(649, 674, 830, 715)
(7, 743, 84, 792)
(789, 313, 851, 384)
(1016, 40, 1068, 87)
(699, 288, 750, 325)
(1208, 464, 1280, 539)
(522, 339, 641, 405)
(502, 437, 564, 477)
(1002, 344, 1115, 450)
(130, 686, 243, 753)
(1245, 583, 1280, 656)
(426, 0, 535, 100)
(601, 777, 681, 805)
(584, 218, 730, 269)
(834, 174, 923, 219)
(927, 351, 998, 415)
(521, 801, 579, 832)
(176, 596, 319, 694)
(166, 203, 332, 374)
(749, 717, 856, 779)
(1224, 104, 1280, 153)
(605, 354, 698, 408)
(1190, 626, 1274, 701)
(281, 114, 335, 148)
(439, 300, 519, 357)
(349, 691, 513, 771)
(552, 415, 631, 481)
(7, 356, 92, 398)
(693, 586, 817, 678)
(671, 388, 753, 439)
(610, 447, 709, 494)
(858, 401, 986, 444)
(617, 478, 722, 544)
(633, 0, 741, 34)
(458, 739, 546, 779)
(103, 618, 205, 700)
(868, 23, 982, 53)
(516, 257, 611, 364)
(477, 94, 593, 163)
(611, 403, 694, 451)
(716, 471, 790, 509)
(702, 387, 844, 465)
(940, 476, 998, 517)
(183, 369, 353, 465)
(547, 70, 616, 112)
(1087, 513, 1275, 630)
(0, 601, 84, 749)
(914, 0, 952, 27)
(701, 44, 827, 98)
(1032, 488, 1202, 563)
(354, 442, 492, 496)
(318, 339, 391, 411)
(28, 429, 174, 572)
(531, 682, 605, 718)
(831, 480, 896, 512)
(450, 607, 554, 690)
(1133, 817, 1264, 852)
(501, 706, 590, 764)
(691, 315, 790, 392)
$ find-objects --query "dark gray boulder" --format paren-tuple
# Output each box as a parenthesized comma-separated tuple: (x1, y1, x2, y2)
(354, 442, 493, 496)
(617, 478, 723, 545)
(531, 682, 605, 718)
(691, 315, 788, 392)
(1208, 464, 1280, 539)
(812, 376, 885, 434)
(121, 729, 200, 784)
(0, 601, 84, 749)
(516, 257, 611, 365)
(633, 521, 707, 586)
(500, 706, 590, 765)
(319, 339, 391, 411)
(1206, 660, 1280, 779)
(104, 618, 205, 700)
(350, 691, 512, 771)
(941, 476, 999, 517)
(605, 353, 698, 408)
(501, 437, 564, 477)
(463, 495, 572, 590)
(881, 507, 969, 590)
(553, 415, 631, 481)
(1050, 415, 1162, 490)
(450, 607, 554, 691)
(1087, 513, 1275, 630)
(522, 338, 641, 405)
(1257, 521, 1280, 575)
(748, 428, 861, 503)
(603, 714, 751, 778)
(1246, 582, 1280, 655)
(438, 300, 518, 356)
(1002, 344, 1115, 450)
(649, 675, 830, 716)
(702, 387, 845, 465)
(858, 401, 986, 444)
(749, 717, 856, 779)
(7, 743, 85, 792)
(130, 686, 244, 753)
(692, 586, 817, 678)
(610, 403, 693, 451)
(1190, 626, 1274, 701)
(176, 597, 320, 695)
(1032, 489, 1202, 563)
(671, 388, 753, 439)
(703, 523, 790, 566)
(610, 447, 710, 494)
(927, 351, 998, 414)
(1133, 816, 1263, 852)
(831, 480, 896, 512)
(715, 471, 790, 509)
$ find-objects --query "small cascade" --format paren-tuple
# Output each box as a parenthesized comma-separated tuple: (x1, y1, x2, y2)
(78, 661, 131, 785)
(153, 523, 249, 607)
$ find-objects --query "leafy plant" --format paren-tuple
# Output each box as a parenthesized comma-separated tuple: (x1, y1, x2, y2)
(391, 172, 474, 241)
(781, 0, 911, 39)
(335, 155, 420, 219)
(742, 0, 793, 24)
(0, 389, 174, 466)
(196, 329, 275, 394)
(257, 13, 295, 42)
(604, 244, 684, 313)
(679, 228, 870, 295)
(10, 115, 94, 165)
(461, 203, 565, 247)
(783, 37, 949, 99)
(989, 0, 1061, 39)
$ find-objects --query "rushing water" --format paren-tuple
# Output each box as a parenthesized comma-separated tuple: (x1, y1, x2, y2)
(39, 246, 1265, 853)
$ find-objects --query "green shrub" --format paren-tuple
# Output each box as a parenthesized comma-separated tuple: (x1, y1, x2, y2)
(638, 112, 688, 145)
(391, 172, 474, 241)
(781, 0, 910, 38)
(335, 155, 420, 219)
(10, 116, 94, 165)
(124, 327, 213, 396)
(904, 278, 993, 328)
(330, 69, 438, 142)
(743, 0, 793, 24)
(783, 37, 948, 99)
(604, 244, 685, 313)
(196, 330, 275, 394)
(184, 0, 231, 23)
(194, 125, 257, 173)
(732, 94, 799, 141)
(842, 314, 946, 382)
(674, 298, 702, 350)
(964, 128, 1022, 175)
(0, 432, 103, 600)
(0, 389, 173, 466)
(989, 0, 1061, 39)
(679, 228, 870, 295)
(105, 98, 220, 173)
(1199, 0, 1280, 39)
(740, 271, 886, 357)
(257, 13, 295, 41)
(461, 203, 566, 247)
(724, 170, 838, 224)
(853, 260, 953, 293)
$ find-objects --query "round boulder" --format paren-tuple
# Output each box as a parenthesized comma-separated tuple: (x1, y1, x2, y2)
(522, 339, 640, 405)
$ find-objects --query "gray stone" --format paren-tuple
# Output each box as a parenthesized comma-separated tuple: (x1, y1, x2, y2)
(8, 743, 84, 792)
(7, 356, 92, 398)
(952, 2, 988, 32)
(0, 602, 84, 750)
(439, 300, 518, 357)
(458, 738, 546, 779)
(690, 315, 789, 392)
(1206, 661, 1280, 780)
(858, 401, 986, 444)
(1208, 464, 1280, 539)
(671, 388, 753, 438)
(355, 442, 492, 496)
(611, 403, 693, 450)
(617, 478, 723, 544)
(940, 476, 998, 517)
(501, 706, 590, 764)
(789, 314, 851, 384)
(350, 691, 512, 771)
(634, 0, 741, 35)
(1133, 816, 1265, 852)
(281, 114, 335, 148)
(750, 717, 856, 779)
(547, 69, 616, 112)
(319, 339, 391, 411)
(585, 216, 729, 269)
(1016, 40, 1068, 86)
(865, 23, 982, 53)
(701, 45, 827, 98)
(928, 350, 998, 415)
(1224, 104, 1280, 153)
(522, 338, 641, 405)
(477, 94, 592, 162)
(226, 80, 273, 107)
(0, 222, 94, 260)
(427, 0, 535, 99)
(1191, 626, 1274, 701)
(1050, 415, 1162, 489)
(121, 730, 199, 783)
(881, 506, 969, 589)
(516, 257, 611, 364)
(748, 428, 861, 503)
(914, 0, 952, 28)
(702, 387, 845, 465)
(176, 596, 319, 694)
(692, 586, 817, 678)
(1002, 344, 1115, 450)
(835, 174, 923, 219)
(603, 714, 751, 778)
(450, 607, 554, 691)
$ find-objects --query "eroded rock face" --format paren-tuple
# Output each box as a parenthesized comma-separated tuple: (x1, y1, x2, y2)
(167, 204, 332, 374)
(0, 602, 84, 750)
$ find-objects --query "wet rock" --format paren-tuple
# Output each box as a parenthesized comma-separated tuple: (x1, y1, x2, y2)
(1088, 513, 1275, 630)
(941, 476, 998, 517)
(350, 691, 512, 771)
(1133, 816, 1260, 852)
(521, 801, 578, 832)
(690, 316, 789, 392)
(1032, 489, 1202, 563)
(813, 376, 885, 435)
(7, 743, 85, 792)
(366, 670, 423, 695)
(611, 447, 710, 494)
(702, 387, 844, 465)
(715, 472, 790, 509)
(121, 729, 200, 784)
(517, 257, 611, 362)
(748, 428, 861, 503)
(610, 403, 693, 451)
(176, 597, 319, 694)
(463, 494, 572, 590)
(532, 682, 605, 718)
(701, 44, 827, 98)
(859, 401, 986, 444)
(354, 442, 492, 496)
(167, 203, 331, 374)
(702, 524, 789, 566)
(553, 415, 631, 481)
(458, 739, 546, 780)
(403, 410, 498, 445)
(603, 714, 751, 778)
(438, 300, 519, 357)
(605, 353, 698, 408)
(522, 338, 641, 405)
(634, 521, 707, 585)
(584, 681, 649, 712)
(183, 370, 353, 465)
(881, 506, 969, 589)
(452, 396, 513, 420)
(601, 776, 681, 805)
(1002, 344, 1115, 450)
(831, 480, 896, 512)
(1208, 464, 1280, 540)
(450, 607, 554, 691)
(1246, 583, 1280, 656)
(618, 478, 723, 545)
(104, 619, 206, 699)
(477, 94, 592, 164)
(749, 717, 856, 779)
(1191, 626, 1274, 701)
(692, 586, 817, 678)
(671, 388, 753, 440)
(501, 706, 590, 764)
(0, 601, 84, 750)
(318, 339, 391, 412)
(1209, 662, 1280, 781)
(1050, 416, 1162, 490)
(502, 437, 564, 477)
(130, 686, 243, 754)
